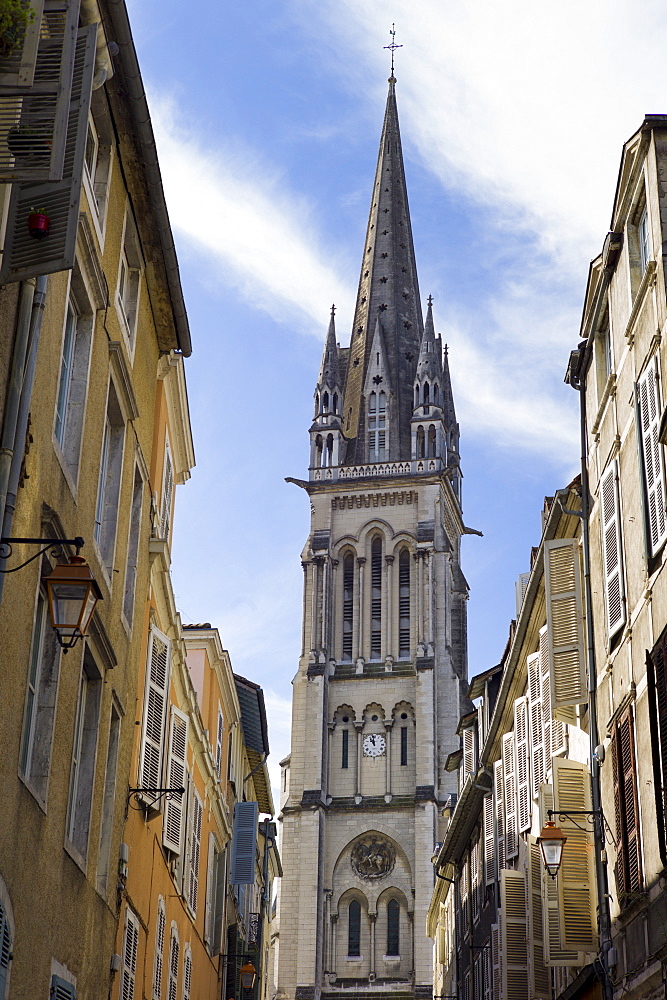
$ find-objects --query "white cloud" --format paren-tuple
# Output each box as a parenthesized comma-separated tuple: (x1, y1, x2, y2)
(149, 96, 355, 334)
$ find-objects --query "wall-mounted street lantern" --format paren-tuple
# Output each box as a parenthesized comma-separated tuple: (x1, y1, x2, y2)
(536, 820, 568, 879)
(0, 535, 102, 651)
(240, 962, 257, 990)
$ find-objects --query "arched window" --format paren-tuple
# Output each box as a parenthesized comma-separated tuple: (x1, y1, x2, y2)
(428, 425, 436, 458)
(348, 900, 361, 957)
(414, 385, 420, 410)
(342, 555, 354, 660)
(315, 434, 323, 468)
(371, 537, 382, 658)
(323, 391, 329, 413)
(387, 899, 400, 956)
(434, 383, 439, 404)
(416, 426, 425, 459)
(423, 382, 429, 405)
(326, 434, 334, 466)
(333, 392, 338, 414)
(0, 897, 12, 1000)
(368, 392, 386, 461)
(315, 392, 320, 414)
(399, 550, 410, 657)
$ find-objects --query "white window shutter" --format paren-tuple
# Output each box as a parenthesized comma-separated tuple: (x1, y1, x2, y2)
(204, 833, 216, 947)
(153, 898, 165, 1000)
(600, 461, 626, 639)
(0, 22, 96, 282)
(0, 0, 44, 90)
(527, 652, 544, 800)
(527, 837, 550, 998)
(463, 725, 476, 778)
(538, 784, 582, 967)
(167, 931, 179, 1000)
(121, 907, 139, 1000)
(139, 627, 172, 795)
(483, 792, 495, 887)
(230, 800, 258, 884)
(514, 697, 530, 832)
(186, 790, 203, 914)
(638, 357, 667, 555)
(182, 947, 192, 1000)
(502, 732, 518, 859)
(471, 839, 480, 923)
(51, 976, 77, 1000)
(491, 923, 501, 1000)
(215, 709, 224, 778)
(494, 758, 505, 873)
(539, 626, 568, 764)
(162, 708, 188, 855)
(500, 869, 528, 1000)
(160, 444, 173, 539)
(0, 899, 10, 1000)
(544, 538, 587, 719)
(552, 757, 598, 954)
(460, 855, 469, 934)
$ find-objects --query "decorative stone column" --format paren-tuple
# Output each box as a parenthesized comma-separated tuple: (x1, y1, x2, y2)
(331, 913, 338, 976)
(427, 549, 434, 646)
(384, 720, 393, 801)
(369, 912, 377, 980)
(355, 721, 364, 801)
(330, 558, 339, 661)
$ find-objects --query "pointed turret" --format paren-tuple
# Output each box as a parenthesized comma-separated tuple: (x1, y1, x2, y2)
(415, 295, 442, 385)
(318, 304, 341, 390)
(341, 77, 423, 463)
(441, 342, 457, 432)
(310, 306, 344, 472)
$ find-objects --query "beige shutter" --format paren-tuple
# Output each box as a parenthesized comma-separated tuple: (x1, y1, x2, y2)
(552, 757, 597, 953)
(528, 652, 544, 800)
(153, 897, 165, 1000)
(461, 855, 470, 935)
(121, 906, 139, 1000)
(494, 759, 506, 873)
(204, 833, 216, 947)
(539, 626, 568, 763)
(527, 837, 550, 998)
(544, 538, 587, 719)
(484, 792, 495, 887)
(514, 697, 530, 832)
(215, 709, 224, 778)
(491, 923, 501, 1000)
(503, 732, 518, 859)
(638, 357, 667, 555)
(600, 461, 626, 638)
(539, 784, 582, 967)
(463, 725, 476, 778)
(186, 790, 203, 914)
(500, 869, 528, 1000)
(471, 838, 480, 923)
(139, 626, 172, 794)
(160, 442, 174, 539)
(163, 707, 188, 855)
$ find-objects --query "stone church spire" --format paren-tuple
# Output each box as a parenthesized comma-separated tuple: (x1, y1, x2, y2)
(341, 77, 423, 464)
(318, 304, 341, 390)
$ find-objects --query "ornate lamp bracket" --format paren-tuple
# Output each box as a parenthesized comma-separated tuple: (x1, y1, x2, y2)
(0, 535, 84, 573)
(128, 786, 185, 811)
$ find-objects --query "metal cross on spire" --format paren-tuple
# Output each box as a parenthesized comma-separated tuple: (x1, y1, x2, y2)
(384, 23, 402, 78)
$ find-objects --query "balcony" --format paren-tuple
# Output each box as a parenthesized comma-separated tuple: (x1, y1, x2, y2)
(310, 457, 444, 482)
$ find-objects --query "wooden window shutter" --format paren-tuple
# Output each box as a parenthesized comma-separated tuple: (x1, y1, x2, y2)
(503, 732, 518, 859)
(204, 834, 215, 947)
(527, 652, 544, 800)
(544, 538, 587, 718)
(552, 757, 597, 953)
(162, 708, 188, 855)
(186, 790, 203, 914)
(494, 759, 505, 873)
(139, 626, 172, 795)
(539, 625, 568, 762)
(0, 22, 96, 283)
(160, 443, 173, 539)
(638, 357, 667, 555)
(538, 784, 582, 967)
(121, 907, 139, 1000)
(484, 792, 495, 887)
(647, 640, 667, 862)
(514, 697, 530, 832)
(0, 0, 78, 182)
(527, 837, 550, 997)
(153, 897, 165, 1000)
(600, 461, 626, 638)
(500, 869, 528, 1000)
(611, 707, 643, 900)
(491, 923, 501, 1000)
(463, 725, 476, 778)
(51, 975, 77, 1000)
(230, 800, 258, 884)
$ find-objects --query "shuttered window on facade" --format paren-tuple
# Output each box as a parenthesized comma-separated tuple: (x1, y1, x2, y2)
(544, 539, 587, 718)
(153, 897, 165, 1000)
(527, 652, 544, 800)
(471, 838, 480, 923)
(538, 784, 583, 967)
(0, 899, 11, 1000)
(167, 930, 179, 1000)
(139, 627, 172, 797)
(637, 356, 667, 556)
(647, 635, 667, 863)
(527, 837, 550, 997)
(121, 907, 139, 1000)
(538, 625, 568, 764)
(460, 855, 470, 938)
(514, 697, 530, 832)
(600, 461, 626, 639)
(186, 790, 203, 915)
(491, 924, 501, 1000)
(463, 724, 477, 779)
(500, 869, 528, 1000)
(503, 732, 518, 859)
(483, 792, 495, 887)
(611, 706, 643, 901)
(230, 800, 258, 884)
(162, 708, 188, 855)
(494, 758, 506, 873)
(51, 975, 77, 1000)
(552, 758, 598, 953)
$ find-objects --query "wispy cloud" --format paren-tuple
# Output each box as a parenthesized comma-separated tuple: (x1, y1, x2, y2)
(149, 95, 356, 333)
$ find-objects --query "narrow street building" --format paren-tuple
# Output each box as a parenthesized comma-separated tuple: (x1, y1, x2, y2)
(276, 74, 469, 1000)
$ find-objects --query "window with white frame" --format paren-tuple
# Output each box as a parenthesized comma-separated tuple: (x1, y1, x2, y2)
(94, 380, 126, 575)
(182, 945, 192, 1000)
(153, 896, 166, 1000)
(185, 789, 203, 915)
(138, 627, 172, 801)
(122, 466, 144, 626)
(215, 708, 224, 778)
(97, 702, 121, 896)
(19, 584, 62, 803)
(84, 115, 98, 187)
(117, 208, 142, 347)
(121, 908, 139, 1000)
(637, 356, 667, 557)
(639, 207, 651, 274)
(83, 92, 114, 228)
(0, 893, 12, 1000)
(368, 390, 387, 461)
(167, 928, 179, 1000)
(53, 281, 94, 483)
(160, 439, 174, 540)
(66, 650, 102, 861)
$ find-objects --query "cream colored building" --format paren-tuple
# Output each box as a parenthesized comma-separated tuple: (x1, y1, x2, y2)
(276, 76, 470, 1000)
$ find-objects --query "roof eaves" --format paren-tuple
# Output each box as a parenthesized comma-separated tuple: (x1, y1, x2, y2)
(435, 768, 492, 868)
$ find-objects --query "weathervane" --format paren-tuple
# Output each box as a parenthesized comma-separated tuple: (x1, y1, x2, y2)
(384, 23, 402, 78)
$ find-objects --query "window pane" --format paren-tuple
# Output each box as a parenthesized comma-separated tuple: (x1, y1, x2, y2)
(387, 899, 400, 955)
(348, 900, 361, 956)
(54, 300, 77, 446)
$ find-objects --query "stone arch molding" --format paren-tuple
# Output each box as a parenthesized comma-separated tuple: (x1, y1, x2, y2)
(331, 830, 413, 915)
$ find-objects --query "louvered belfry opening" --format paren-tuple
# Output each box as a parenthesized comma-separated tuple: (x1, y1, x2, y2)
(371, 537, 382, 657)
(398, 549, 410, 656)
(342, 554, 354, 660)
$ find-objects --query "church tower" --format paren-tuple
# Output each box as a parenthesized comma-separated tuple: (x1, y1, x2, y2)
(277, 75, 469, 1000)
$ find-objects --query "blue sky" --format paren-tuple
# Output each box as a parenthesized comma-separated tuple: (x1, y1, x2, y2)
(127, 0, 667, 791)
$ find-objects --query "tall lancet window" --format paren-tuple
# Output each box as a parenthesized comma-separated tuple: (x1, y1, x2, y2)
(368, 392, 386, 461)
(387, 899, 400, 956)
(371, 537, 382, 658)
(342, 555, 354, 660)
(428, 425, 436, 458)
(399, 550, 411, 657)
(348, 900, 361, 957)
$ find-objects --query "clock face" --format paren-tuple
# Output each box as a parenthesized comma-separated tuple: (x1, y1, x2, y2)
(363, 733, 386, 757)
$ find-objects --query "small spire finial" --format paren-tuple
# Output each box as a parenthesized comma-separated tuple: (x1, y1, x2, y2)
(427, 294, 433, 307)
(331, 303, 336, 317)
(384, 23, 402, 80)
(444, 343, 449, 356)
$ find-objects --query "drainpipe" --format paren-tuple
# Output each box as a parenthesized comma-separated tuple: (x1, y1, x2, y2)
(565, 231, 621, 1000)
(0, 276, 48, 601)
(0, 278, 36, 531)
